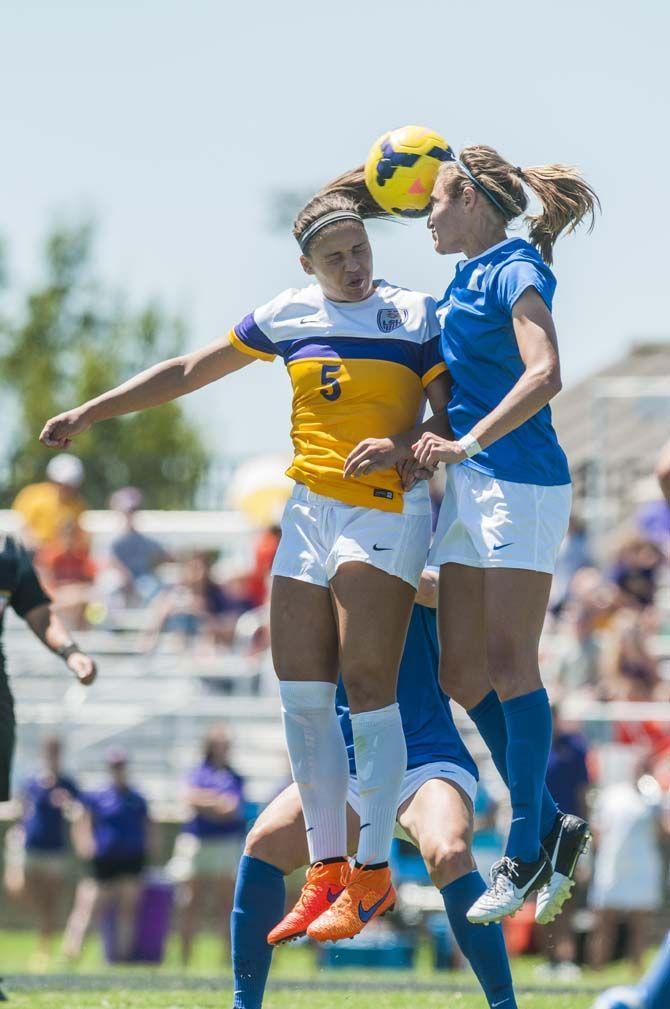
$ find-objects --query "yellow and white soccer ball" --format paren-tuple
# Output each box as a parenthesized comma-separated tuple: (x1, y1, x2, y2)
(364, 125, 452, 217)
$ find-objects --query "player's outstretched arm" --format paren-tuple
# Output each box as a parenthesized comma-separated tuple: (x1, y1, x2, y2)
(40, 336, 252, 449)
(25, 603, 97, 686)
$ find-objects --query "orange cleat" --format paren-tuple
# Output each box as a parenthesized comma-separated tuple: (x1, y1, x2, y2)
(306, 864, 396, 943)
(267, 859, 349, 945)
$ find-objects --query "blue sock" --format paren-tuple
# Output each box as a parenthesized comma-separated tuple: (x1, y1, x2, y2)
(468, 689, 559, 840)
(231, 855, 285, 1009)
(441, 871, 517, 1009)
(640, 930, 670, 1009)
(502, 688, 553, 862)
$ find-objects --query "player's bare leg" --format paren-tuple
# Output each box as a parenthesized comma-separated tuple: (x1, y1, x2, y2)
(307, 564, 413, 942)
(398, 777, 519, 1009)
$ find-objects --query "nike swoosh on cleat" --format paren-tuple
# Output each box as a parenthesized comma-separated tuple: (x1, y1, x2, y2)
(515, 864, 547, 896)
(372, 544, 393, 552)
(358, 884, 392, 923)
(327, 887, 342, 904)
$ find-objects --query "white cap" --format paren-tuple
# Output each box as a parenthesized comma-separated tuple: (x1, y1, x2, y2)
(46, 453, 84, 487)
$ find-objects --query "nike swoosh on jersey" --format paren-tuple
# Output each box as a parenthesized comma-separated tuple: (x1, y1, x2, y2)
(492, 542, 514, 551)
(358, 884, 392, 922)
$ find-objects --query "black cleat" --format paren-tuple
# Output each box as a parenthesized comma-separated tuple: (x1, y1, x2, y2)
(536, 812, 591, 924)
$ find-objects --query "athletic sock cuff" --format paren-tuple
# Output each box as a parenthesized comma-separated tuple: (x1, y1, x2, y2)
(350, 702, 401, 730)
(279, 680, 337, 711)
(467, 690, 500, 721)
(238, 854, 285, 880)
(501, 687, 549, 716)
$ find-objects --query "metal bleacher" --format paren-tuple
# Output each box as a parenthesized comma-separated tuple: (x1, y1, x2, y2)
(5, 614, 287, 815)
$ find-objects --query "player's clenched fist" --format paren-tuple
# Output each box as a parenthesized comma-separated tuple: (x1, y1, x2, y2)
(40, 408, 91, 449)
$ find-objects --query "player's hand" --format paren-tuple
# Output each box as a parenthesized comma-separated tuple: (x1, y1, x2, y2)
(343, 437, 407, 479)
(66, 651, 97, 686)
(412, 432, 465, 468)
(396, 456, 435, 490)
(40, 408, 91, 449)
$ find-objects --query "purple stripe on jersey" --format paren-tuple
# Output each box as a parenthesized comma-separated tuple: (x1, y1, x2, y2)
(277, 336, 425, 375)
(422, 334, 444, 373)
(234, 314, 278, 357)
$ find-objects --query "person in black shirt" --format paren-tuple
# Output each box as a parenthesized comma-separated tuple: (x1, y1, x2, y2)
(0, 534, 97, 802)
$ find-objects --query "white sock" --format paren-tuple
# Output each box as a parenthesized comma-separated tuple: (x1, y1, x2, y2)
(351, 702, 406, 865)
(279, 680, 349, 863)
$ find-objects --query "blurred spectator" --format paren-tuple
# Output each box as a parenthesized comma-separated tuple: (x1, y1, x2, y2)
(12, 454, 86, 552)
(62, 749, 151, 961)
(546, 707, 590, 819)
(602, 610, 661, 702)
(608, 532, 664, 609)
(18, 736, 80, 966)
(550, 513, 593, 615)
(539, 710, 591, 977)
(145, 552, 254, 651)
(174, 726, 246, 965)
(657, 439, 670, 506)
(36, 520, 96, 629)
(108, 486, 170, 605)
(245, 526, 280, 608)
(589, 756, 667, 971)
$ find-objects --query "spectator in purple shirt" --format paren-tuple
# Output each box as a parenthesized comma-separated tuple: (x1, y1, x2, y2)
(175, 725, 246, 965)
(17, 736, 79, 966)
(62, 748, 152, 961)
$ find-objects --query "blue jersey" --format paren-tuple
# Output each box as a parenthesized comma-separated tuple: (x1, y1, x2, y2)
(437, 237, 570, 487)
(83, 786, 148, 859)
(337, 604, 477, 779)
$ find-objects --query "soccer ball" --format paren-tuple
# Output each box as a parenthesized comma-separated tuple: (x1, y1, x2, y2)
(364, 125, 453, 217)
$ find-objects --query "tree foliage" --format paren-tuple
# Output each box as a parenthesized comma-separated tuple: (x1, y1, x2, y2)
(0, 223, 208, 508)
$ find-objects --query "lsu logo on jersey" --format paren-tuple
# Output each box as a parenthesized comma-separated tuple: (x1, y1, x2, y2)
(377, 307, 408, 333)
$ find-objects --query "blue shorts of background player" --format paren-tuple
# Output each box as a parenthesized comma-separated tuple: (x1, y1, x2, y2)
(231, 570, 518, 1009)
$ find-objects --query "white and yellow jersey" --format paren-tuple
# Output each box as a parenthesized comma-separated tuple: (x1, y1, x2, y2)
(228, 280, 446, 513)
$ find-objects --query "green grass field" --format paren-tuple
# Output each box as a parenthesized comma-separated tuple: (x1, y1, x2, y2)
(0, 930, 642, 1009)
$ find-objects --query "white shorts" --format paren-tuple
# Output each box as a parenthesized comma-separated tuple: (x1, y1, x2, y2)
(272, 484, 432, 590)
(429, 464, 572, 575)
(346, 760, 478, 844)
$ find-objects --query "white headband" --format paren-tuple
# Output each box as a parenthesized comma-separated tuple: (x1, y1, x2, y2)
(297, 210, 364, 252)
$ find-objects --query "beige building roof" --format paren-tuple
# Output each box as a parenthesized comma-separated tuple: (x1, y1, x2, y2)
(552, 341, 670, 532)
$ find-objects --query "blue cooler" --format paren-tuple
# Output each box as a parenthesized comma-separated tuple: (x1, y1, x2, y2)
(317, 928, 415, 969)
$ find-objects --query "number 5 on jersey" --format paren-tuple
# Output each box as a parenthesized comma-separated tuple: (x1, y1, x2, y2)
(320, 363, 341, 401)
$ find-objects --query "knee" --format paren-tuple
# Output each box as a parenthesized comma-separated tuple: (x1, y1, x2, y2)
(487, 633, 540, 697)
(420, 835, 474, 890)
(244, 823, 294, 875)
(342, 663, 394, 711)
(439, 655, 488, 711)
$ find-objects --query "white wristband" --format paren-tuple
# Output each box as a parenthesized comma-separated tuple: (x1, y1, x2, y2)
(458, 433, 483, 458)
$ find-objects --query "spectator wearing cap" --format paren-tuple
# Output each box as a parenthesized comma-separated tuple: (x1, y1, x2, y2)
(62, 749, 152, 961)
(108, 487, 170, 605)
(12, 455, 86, 552)
(174, 726, 246, 965)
